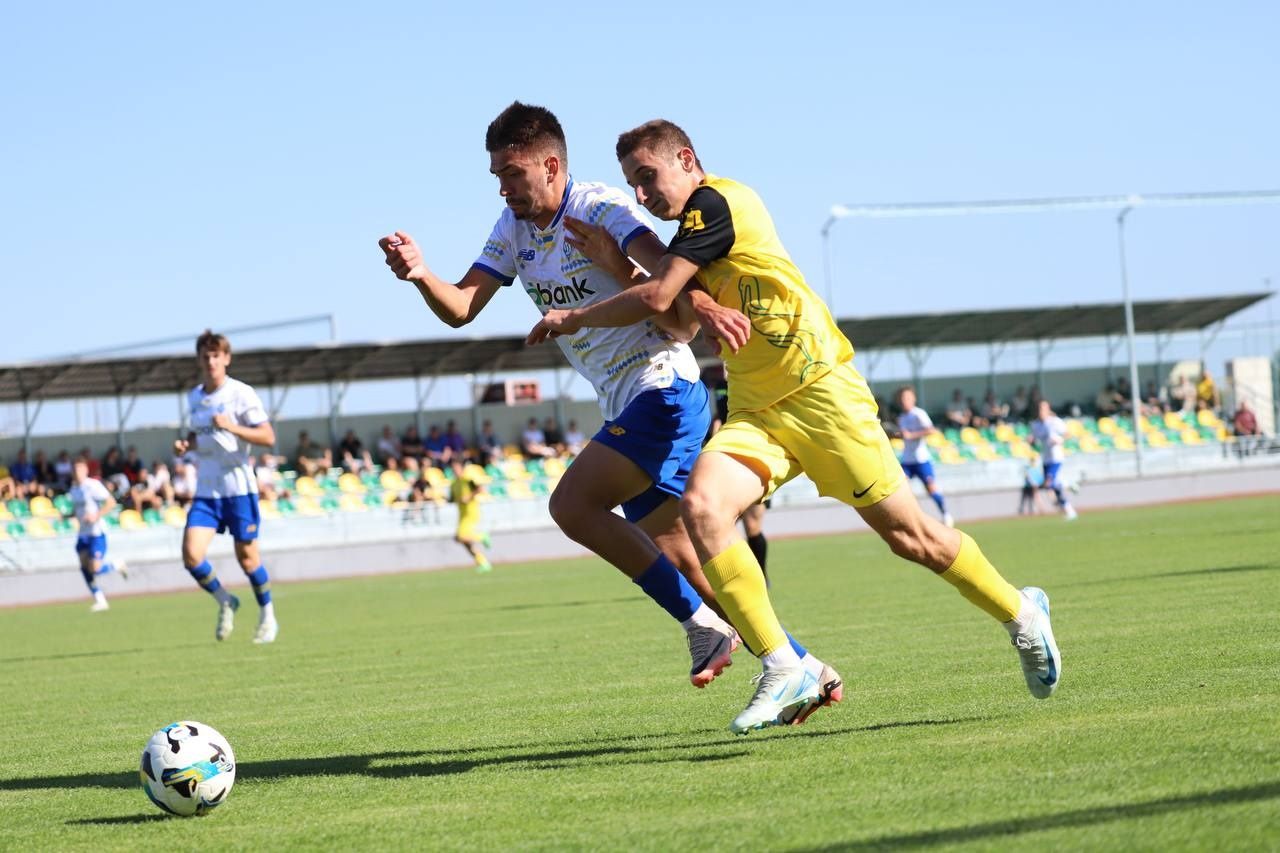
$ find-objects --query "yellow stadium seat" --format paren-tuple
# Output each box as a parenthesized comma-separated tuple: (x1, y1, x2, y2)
(994, 424, 1016, 442)
(959, 427, 984, 446)
(1113, 434, 1134, 451)
(506, 481, 534, 500)
(543, 457, 566, 478)
(889, 437, 905, 453)
(1180, 428, 1202, 445)
(294, 496, 324, 516)
(424, 466, 449, 488)
(501, 459, 531, 481)
(463, 462, 492, 484)
(0, 503, 12, 521)
(339, 493, 367, 513)
(28, 496, 58, 518)
(924, 432, 948, 448)
(338, 473, 364, 494)
(1096, 417, 1117, 435)
(118, 509, 146, 530)
(163, 505, 188, 527)
(379, 469, 407, 492)
(938, 447, 963, 465)
(1163, 411, 1185, 429)
(295, 476, 323, 497)
(258, 501, 281, 520)
(26, 518, 55, 538)
(1145, 432, 1168, 448)
(1196, 409, 1221, 428)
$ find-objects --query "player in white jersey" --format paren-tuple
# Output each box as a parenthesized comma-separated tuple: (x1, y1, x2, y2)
(68, 457, 128, 611)
(379, 102, 839, 707)
(894, 386, 954, 527)
(174, 331, 280, 642)
(1030, 399, 1078, 521)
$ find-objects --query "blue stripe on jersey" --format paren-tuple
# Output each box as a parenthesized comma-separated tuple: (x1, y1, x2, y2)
(548, 177, 574, 229)
(471, 262, 515, 286)
(620, 225, 652, 254)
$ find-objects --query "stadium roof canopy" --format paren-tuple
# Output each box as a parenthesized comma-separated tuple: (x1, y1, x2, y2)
(0, 292, 1267, 405)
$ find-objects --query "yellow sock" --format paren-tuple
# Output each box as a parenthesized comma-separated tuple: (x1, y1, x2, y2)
(700, 540, 788, 656)
(939, 532, 1022, 622)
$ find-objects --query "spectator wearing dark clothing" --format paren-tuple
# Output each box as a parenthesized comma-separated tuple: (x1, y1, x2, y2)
(337, 429, 374, 472)
(401, 425, 426, 469)
(123, 446, 146, 484)
(10, 450, 41, 498)
(476, 420, 504, 466)
(443, 420, 467, 461)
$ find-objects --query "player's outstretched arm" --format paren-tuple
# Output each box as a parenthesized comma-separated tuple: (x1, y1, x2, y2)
(379, 231, 501, 328)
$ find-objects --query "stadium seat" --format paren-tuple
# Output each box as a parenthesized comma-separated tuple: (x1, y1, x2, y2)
(543, 457, 566, 478)
(52, 517, 74, 534)
(320, 495, 340, 512)
(294, 496, 324, 517)
(118, 509, 146, 531)
(959, 427, 985, 447)
(500, 459, 531, 481)
(28, 495, 58, 519)
(6, 521, 26, 538)
(275, 498, 297, 517)
(7, 499, 31, 519)
(295, 476, 324, 497)
(1196, 409, 1221, 428)
(424, 467, 449, 489)
(25, 517, 55, 538)
(338, 473, 365, 495)
(463, 462, 491, 484)
(0, 503, 11, 521)
(339, 493, 367, 513)
(259, 501, 282, 520)
(163, 505, 188, 527)
(379, 469, 407, 492)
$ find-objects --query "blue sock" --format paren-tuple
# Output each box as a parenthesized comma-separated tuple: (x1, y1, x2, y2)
(248, 566, 272, 606)
(931, 492, 948, 514)
(786, 631, 807, 659)
(1053, 486, 1067, 507)
(95, 562, 115, 577)
(633, 554, 701, 623)
(187, 560, 223, 595)
(80, 565, 99, 594)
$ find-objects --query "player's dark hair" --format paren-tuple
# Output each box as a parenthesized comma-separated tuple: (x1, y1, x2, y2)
(896, 385, 915, 400)
(196, 329, 230, 355)
(616, 119, 702, 168)
(485, 102, 568, 168)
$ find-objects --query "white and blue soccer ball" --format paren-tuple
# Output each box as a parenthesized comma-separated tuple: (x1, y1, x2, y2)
(139, 721, 236, 816)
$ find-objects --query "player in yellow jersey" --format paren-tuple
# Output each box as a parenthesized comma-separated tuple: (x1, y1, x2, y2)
(448, 459, 491, 573)
(529, 120, 1061, 734)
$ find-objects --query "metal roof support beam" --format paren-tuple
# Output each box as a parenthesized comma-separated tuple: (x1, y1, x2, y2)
(1152, 331, 1175, 389)
(21, 397, 44, 456)
(413, 374, 438, 435)
(327, 381, 351, 446)
(860, 349, 885, 385)
(553, 368, 567, 434)
(115, 394, 138, 450)
(1116, 206, 1145, 477)
(1102, 334, 1124, 381)
(905, 345, 933, 405)
(1199, 320, 1226, 364)
(986, 342, 1008, 393)
(1034, 339, 1056, 394)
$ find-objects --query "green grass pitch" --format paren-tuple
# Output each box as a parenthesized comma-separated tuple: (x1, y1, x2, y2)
(2, 495, 1277, 850)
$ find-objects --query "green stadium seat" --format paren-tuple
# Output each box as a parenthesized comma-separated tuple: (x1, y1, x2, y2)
(7, 499, 31, 519)
(52, 517, 74, 534)
(320, 495, 340, 512)
(53, 494, 74, 516)
(487, 483, 508, 499)
(276, 498, 297, 516)
(6, 521, 25, 538)
(142, 508, 163, 526)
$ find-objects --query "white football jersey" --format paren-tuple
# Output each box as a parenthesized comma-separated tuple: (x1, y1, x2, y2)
(70, 477, 112, 537)
(1031, 416, 1068, 463)
(473, 178, 702, 420)
(897, 407, 935, 464)
(187, 377, 268, 498)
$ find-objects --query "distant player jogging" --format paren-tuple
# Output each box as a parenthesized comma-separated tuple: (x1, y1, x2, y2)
(895, 385, 955, 527)
(448, 458, 492, 573)
(531, 119, 1060, 733)
(1030, 399, 1078, 521)
(68, 457, 128, 611)
(380, 102, 841, 711)
(176, 331, 279, 643)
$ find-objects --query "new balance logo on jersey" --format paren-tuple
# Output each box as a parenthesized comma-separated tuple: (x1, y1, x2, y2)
(526, 275, 596, 307)
(517, 249, 536, 261)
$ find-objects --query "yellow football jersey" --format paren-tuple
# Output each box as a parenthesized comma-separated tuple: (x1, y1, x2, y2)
(667, 174, 853, 412)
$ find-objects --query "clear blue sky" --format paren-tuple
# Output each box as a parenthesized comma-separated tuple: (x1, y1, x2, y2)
(2, 2, 1277, 427)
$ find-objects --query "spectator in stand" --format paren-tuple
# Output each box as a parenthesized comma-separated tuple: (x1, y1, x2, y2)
(33, 450, 57, 494)
(542, 417, 566, 455)
(1196, 368, 1221, 413)
(520, 417, 557, 459)
(53, 450, 74, 492)
(79, 447, 103, 480)
(254, 454, 287, 501)
(944, 389, 972, 430)
(1172, 374, 1197, 415)
(1010, 386, 1030, 421)
(443, 420, 467, 463)
(148, 460, 175, 506)
(564, 420, 586, 456)
(980, 390, 1009, 425)
(402, 473, 440, 525)
(1232, 399, 1262, 455)
(475, 420, 505, 466)
(99, 446, 130, 498)
(127, 465, 165, 512)
(424, 424, 451, 467)
(171, 457, 196, 506)
(295, 430, 332, 478)
(123, 446, 146, 484)
(376, 425, 404, 470)
(1027, 386, 1045, 419)
(0, 462, 14, 500)
(10, 449, 43, 498)
(337, 429, 374, 473)
(400, 424, 426, 470)
(1094, 382, 1123, 417)
(967, 396, 989, 429)
(1143, 380, 1169, 416)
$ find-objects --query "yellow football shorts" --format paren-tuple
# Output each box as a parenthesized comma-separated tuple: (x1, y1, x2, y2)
(456, 506, 481, 542)
(704, 360, 903, 508)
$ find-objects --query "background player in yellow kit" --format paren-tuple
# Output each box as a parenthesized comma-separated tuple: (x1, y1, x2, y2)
(529, 119, 1060, 734)
(449, 458, 491, 573)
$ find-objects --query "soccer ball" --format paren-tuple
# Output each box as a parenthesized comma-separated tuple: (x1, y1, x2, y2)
(139, 721, 236, 816)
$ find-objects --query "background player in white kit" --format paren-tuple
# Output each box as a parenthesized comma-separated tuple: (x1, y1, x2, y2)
(174, 331, 280, 642)
(379, 103, 840, 712)
(894, 386, 955, 527)
(68, 457, 128, 611)
(1030, 399, 1078, 521)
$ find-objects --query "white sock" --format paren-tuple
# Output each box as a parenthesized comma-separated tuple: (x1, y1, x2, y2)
(260, 602, 275, 622)
(800, 652, 824, 678)
(761, 646, 802, 669)
(680, 603, 722, 631)
(93, 590, 107, 605)
(1005, 593, 1036, 635)
(213, 587, 232, 605)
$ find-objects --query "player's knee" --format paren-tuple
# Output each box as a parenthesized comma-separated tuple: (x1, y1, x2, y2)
(547, 487, 584, 535)
(680, 486, 726, 537)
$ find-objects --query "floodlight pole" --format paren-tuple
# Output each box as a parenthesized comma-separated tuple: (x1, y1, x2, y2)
(1116, 206, 1145, 476)
(820, 214, 838, 312)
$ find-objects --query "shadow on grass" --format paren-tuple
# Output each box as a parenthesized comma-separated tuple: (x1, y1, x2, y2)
(0, 643, 207, 666)
(1062, 563, 1278, 587)
(66, 814, 171, 826)
(794, 780, 1280, 850)
(490, 595, 638, 612)
(11, 717, 979, 794)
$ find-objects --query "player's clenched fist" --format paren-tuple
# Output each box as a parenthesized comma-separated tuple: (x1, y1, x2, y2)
(378, 230, 427, 281)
